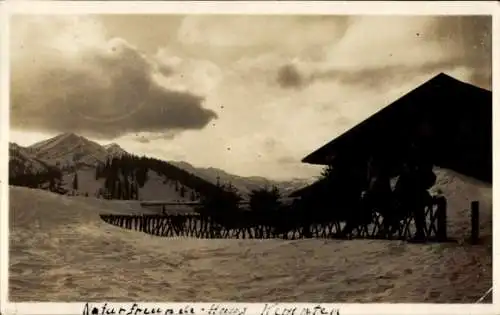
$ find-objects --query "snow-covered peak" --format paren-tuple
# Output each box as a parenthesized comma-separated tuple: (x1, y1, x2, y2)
(22, 133, 132, 169)
(104, 143, 128, 157)
(9, 142, 25, 151)
(28, 133, 110, 168)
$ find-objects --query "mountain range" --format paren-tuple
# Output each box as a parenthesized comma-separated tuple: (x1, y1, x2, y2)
(168, 160, 315, 196)
(9, 133, 311, 200)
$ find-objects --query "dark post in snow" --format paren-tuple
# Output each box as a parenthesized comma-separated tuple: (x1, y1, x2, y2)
(471, 201, 479, 244)
(436, 196, 447, 241)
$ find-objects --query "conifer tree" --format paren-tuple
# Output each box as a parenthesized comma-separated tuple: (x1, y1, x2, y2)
(129, 182, 135, 200)
(134, 182, 140, 200)
(49, 177, 55, 192)
(123, 175, 130, 199)
(117, 181, 122, 200)
(72, 172, 79, 191)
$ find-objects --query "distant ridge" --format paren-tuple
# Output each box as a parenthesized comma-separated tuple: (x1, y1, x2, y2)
(168, 160, 313, 197)
(9, 133, 308, 201)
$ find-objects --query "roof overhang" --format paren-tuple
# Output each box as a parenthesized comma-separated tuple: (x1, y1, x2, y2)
(301, 73, 492, 183)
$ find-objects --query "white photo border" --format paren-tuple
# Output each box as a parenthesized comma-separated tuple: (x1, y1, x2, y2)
(0, 1, 498, 315)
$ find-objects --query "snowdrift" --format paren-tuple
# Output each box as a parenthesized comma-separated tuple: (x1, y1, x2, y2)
(9, 168, 492, 302)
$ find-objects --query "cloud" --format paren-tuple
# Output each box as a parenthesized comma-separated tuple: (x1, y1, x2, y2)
(135, 137, 150, 144)
(276, 156, 297, 165)
(431, 16, 492, 89)
(273, 16, 492, 91)
(10, 16, 217, 140)
(153, 48, 224, 97)
(177, 15, 351, 63)
(276, 60, 474, 91)
(129, 131, 179, 144)
(276, 64, 304, 89)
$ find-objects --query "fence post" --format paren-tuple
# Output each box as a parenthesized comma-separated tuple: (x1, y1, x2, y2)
(471, 201, 479, 244)
(436, 196, 447, 241)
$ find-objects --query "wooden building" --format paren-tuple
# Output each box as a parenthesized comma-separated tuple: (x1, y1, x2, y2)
(291, 73, 492, 197)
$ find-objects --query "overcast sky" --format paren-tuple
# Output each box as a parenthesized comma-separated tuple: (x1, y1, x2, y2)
(9, 15, 492, 180)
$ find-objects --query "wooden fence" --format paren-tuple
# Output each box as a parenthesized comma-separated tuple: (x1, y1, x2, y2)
(100, 196, 451, 242)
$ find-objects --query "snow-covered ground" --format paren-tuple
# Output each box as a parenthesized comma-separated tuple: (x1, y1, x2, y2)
(61, 169, 195, 203)
(9, 167, 492, 302)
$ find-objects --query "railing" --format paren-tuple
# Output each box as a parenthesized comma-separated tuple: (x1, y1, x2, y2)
(100, 196, 451, 241)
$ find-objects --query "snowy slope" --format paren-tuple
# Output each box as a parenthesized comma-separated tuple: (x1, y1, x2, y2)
(61, 168, 197, 204)
(137, 170, 195, 202)
(431, 167, 492, 239)
(9, 183, 492, 302)
(61, 167, 105, 197)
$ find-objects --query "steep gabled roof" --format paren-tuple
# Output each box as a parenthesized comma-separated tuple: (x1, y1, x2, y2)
(301, 73, 492, 183)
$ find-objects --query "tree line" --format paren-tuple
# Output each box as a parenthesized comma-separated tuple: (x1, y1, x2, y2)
(9, 166, 67, 194)
(197, 180, 282, 217)
(94, 155, 225, 200)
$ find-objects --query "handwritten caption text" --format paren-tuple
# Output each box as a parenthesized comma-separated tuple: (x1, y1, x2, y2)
(83, 302, 340, 315)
